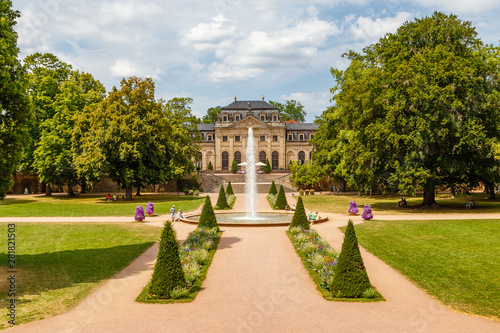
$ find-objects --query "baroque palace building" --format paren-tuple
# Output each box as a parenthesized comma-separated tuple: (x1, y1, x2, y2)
(197, 98, 319, 171)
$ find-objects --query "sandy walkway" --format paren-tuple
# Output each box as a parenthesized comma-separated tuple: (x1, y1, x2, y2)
(3, 193, 500, 332)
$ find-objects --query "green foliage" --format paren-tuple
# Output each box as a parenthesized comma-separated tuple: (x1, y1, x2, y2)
(208, 161, 213, 170)
(289, 196, 310, 230)
(330, 220, 372, 298)
(202, 106, 222, 124)
(266, 193, 277, 208)
(226, 194, 236, 208)
(313, 12, 500, 205)
(226, 181, 234, 196)
(274, 185, 288, 209)
(269, 100, 306, 122)
(198, 195, 218, 230)
(149, 221, 186, 299)
(231, 159, 238, 173)
(264, 158, 272, 173)
(269, 180, 277, 195)
(215, 185, 228, 209)
(0, 1, 31, 198)
(289, 160, 325, 190)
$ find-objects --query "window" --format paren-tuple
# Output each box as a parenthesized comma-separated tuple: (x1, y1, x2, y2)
(299, 134, 304, 141)
(260, 135, 265, 142)
(223, 135, 228, 142)
(234, 151, 241, 170)
(259, 151, 266, 164)
(273, 135, 278, 142)
(196, 152, 202, 169)
(288, 134, 293, 141)
(207, 135, 212, 141)
(298, 151, 305, 165)
(222, 115, 227, 121)
(273, 115, 277, 121)
(235, 115, 240, 121)
(235, 135, 240, 142)
(260, 115, 265, 121)
(222, 151, 229, 170)
(310, 134, 314, 139)
(272, 151, 279, 170)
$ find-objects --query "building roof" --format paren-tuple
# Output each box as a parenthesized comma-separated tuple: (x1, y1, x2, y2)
(285, 123, 319, 130)
(222, 100, 278, 111)
(198, 124, 214, 131)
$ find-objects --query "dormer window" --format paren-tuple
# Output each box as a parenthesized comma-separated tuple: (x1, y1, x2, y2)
(288, 134, 293, 141)
(222, 115, 228, 122)
(235, 115, 240, 121)
(207, 134, 213, 141)
(273, 115, 277, 122)
(299, 134, 304, 141)
(260, 115, 265, 121)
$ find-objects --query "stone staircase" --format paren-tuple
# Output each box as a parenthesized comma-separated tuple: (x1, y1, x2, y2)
(198, 172, 224, 193)
(205, 172, 295, 193)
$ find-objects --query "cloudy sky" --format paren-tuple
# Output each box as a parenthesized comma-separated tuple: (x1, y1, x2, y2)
(13, 0, 500, 122)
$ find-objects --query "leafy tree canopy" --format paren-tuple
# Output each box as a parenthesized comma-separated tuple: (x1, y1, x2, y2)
(313, 12, 500, 205)
(289, 160, 324, 190)
(269, 100, 306, 123)
(202, 106, 222, 124)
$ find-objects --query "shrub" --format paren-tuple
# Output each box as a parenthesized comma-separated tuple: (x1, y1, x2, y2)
(194, 190, 200, 196)
(149, 221, 187, 298)
(289, 196, 310, 230)
(269, 180, 277, 196)
(208, 161, 213, 170)
(215, 185, 228, 209)
(146, 202, 154, 216)
(226, 194, 236, 208)
(170, 287, 190, 299)
(275, 185, 288, 209)
(310, 189, 315, 195)
(266, 193, 277, 208)
(264, 158, 271, 173)
(198, 196, 218, 230)
(226, 181, 234, 196)
(299, 189, 304, 196)
(348, 201, 359, 214)
(330, 220, 372, 298)
(361, 204, 373, 220)
(135, 206, 145, 221)
(231, 159, 238, 173)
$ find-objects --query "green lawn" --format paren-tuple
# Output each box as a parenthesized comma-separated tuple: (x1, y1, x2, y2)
(0, 194, 204, 217)
(350, 219, 500, 319)
(0, 222, 162, 329)
(297, 193, 500, 215)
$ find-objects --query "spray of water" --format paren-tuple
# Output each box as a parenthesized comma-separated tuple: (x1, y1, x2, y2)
(245, 127, 257, 218)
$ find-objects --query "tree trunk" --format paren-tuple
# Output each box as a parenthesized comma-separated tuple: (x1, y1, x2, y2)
(136, 187, 141, 196)
(80, 179, 87, 194)
(67, 186, 73, 197)
(125, 187, 133, 201)
(45, 183, 52, 196)
(450, 184, 455, 198)
(489, 184, 496, 200)
(422, 181, 436, 206)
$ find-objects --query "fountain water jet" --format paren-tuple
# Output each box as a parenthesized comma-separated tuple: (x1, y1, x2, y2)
(245, 127, 257, 218)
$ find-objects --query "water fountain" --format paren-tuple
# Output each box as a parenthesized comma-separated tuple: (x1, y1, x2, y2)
(245, 127, 257, 218)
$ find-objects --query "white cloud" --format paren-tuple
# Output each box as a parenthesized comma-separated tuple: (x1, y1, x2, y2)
(182, 15, 238, 50)
(349, 12, 413, 44)
(411, 0, 500, 14)
(280, 91, 332, 121)
(109, 59, 161, 79)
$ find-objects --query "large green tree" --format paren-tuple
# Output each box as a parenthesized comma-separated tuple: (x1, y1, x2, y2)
(289, 160, 324, 190)
(0, 1, 31, 199)
(313, 12, 500, 205)
(202, 106, 222, 124)
(75, 77, 175, 200)
(34, 71, 105, 195)
(269, 100, 306, 122)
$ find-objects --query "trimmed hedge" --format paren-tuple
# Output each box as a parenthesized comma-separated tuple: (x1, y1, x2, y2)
(226, 181, 234, 196)
(275, 185, 288, 209)
(269, 180, 277, 196)
(148, 221, 187, 298)
(215, 185, 228, 209)
(289, 196, 309, 230)
(199, 196, 218, 230)
(330, 220, 372, 298)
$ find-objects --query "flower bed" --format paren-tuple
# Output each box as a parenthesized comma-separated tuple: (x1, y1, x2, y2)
(267, 193, 277, 208)
(287, 227, 383, 302)
(137, 227, 221, 303)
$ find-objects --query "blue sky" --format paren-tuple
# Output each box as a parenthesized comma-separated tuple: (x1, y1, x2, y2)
(14, 0, 500, 122)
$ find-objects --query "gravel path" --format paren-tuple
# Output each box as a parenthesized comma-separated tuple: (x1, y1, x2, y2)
(3, 193, 500, 333)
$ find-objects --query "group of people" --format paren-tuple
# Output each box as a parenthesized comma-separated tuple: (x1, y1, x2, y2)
(284, 204, 296, 211)
(465, 200, 475, 209)
(106, 194, 117, 201)
(308, 211, 321, 223)
(170, 205, 184, 221)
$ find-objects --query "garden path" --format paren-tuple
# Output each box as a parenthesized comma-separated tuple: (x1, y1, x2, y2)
(3, 193, 500, 333)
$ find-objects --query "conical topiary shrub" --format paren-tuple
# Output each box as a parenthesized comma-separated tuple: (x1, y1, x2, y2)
(215, 185, 228, 209)
(226, 181, 234, 196)
(330, 220, 372, 298)
(264, 159, 271, 173)
(231, 159, 238, 173)
(288, 196, 310, 230)
(275, 185, 288, 209)
(149, 221, 187, 298)
(208, 161, 213, 170)
(269, 180, 277, 196)
(198, 195, 218, 230)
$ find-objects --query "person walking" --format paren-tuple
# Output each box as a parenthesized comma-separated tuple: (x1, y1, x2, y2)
(170, 205, 176, 222)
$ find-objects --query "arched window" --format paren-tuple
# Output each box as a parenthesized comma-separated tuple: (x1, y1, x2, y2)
(259, 151, 266, 164)
(196, 152, 202, 169)
(298, 151, 305, 165)
(222, 151, 229, 170)
(234, 151, 241, 171)
(272, 151, 279, 170)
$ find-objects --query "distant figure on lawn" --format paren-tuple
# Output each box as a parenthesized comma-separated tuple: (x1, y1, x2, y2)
(398, 198, 407, 207)
(170, 205, 176, 221)
(107, 194, 111, 201)
(465, 200, 475, 209)
(292, 204, 296, 211)
(178, 209, 184, 219)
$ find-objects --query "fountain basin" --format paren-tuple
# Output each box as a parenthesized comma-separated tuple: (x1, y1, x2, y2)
(180, 212, 294, 227)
